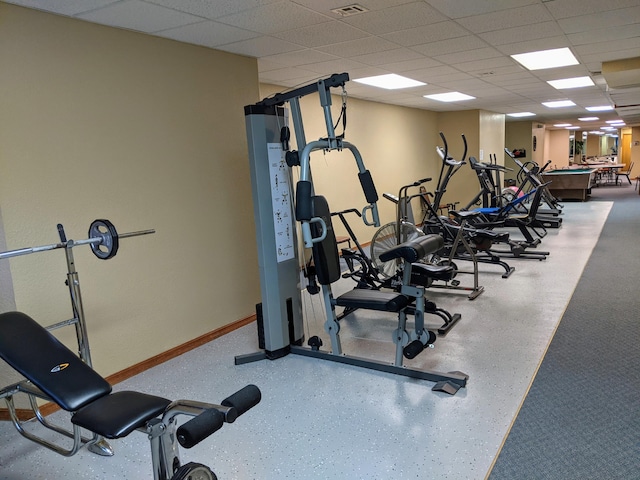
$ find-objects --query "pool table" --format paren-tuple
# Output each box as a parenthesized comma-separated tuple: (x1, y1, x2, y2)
(540, 168, 598, 201)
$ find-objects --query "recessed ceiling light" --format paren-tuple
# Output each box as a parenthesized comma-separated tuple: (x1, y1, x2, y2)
(510, 47, 579, 71)
(353, 74, 426, 90)
(588, 131, 604, 135)
(547, 76, 594, 89)
(578, 117, 599, 121)
(565, 126, 580, 129)
(601, 126, 616, 130)
(554, 123, 572, 127)
(507, 112, 535, 117)
(424, 92, 475, 102)
(605, 119, 623, 124)
(586, 105, 613, 112)
(542, 100, 576, 108)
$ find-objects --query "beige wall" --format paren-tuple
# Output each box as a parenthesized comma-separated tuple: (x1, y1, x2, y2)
(0, 4, 261, 385)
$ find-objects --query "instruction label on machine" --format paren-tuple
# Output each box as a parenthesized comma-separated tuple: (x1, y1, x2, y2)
(267, 143, 294, 262)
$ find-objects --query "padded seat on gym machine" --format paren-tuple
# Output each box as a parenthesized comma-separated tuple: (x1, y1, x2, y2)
(0, 311, 171, 439)
(335, 289, 410, 312)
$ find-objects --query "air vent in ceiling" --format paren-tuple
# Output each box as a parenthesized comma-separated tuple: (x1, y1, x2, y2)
(331, 4, 369, 17)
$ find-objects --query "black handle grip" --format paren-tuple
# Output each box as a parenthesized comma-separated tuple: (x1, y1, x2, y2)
(177, 409, 225, 449)
(221, 384, 262, 418)
(57, 224, 67, 243)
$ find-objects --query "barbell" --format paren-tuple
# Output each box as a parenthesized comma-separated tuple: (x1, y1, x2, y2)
(0, 219, 154, 261)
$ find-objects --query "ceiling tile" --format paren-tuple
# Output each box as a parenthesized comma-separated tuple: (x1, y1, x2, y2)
(77, 0, 202, 33)
(493, 36, 571, 56)
(293, 0, 412, 14)
(143, 0, 282, 19)
(567, 24, 640, 46)
(573, 37, 640, 56)
(271, 21, 368, 48)
(159, 20, 260, 48)
(424, 0, 538, 19)
(4, 0, 119, 15)
(259, 66, 321, 84)
(351, 48, 424, 66)
(543, 0, 640, 19)
(479, 21, 564, 47)
(259, 49, 340, 68)
(381, 21, 469, 47)
(340, 2, 448, 35)
(434, 47, 503, 66)
(217, 2, 331, 35)
(316, 36, 399, 57)
(456, 4, 553, 34)
(218, 35, 303, 58)
(381, 57, 444, 73)
(411, 36, 490, 57)
(557, 6, 640, 34)
(303, 58, 372, 75)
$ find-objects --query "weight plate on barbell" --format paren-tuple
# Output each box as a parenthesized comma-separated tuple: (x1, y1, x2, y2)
(88, 219, 119, 260)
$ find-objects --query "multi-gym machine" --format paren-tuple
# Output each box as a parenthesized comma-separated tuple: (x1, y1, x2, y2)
(0, 220, 261, 480)
(237, 73, 467, 394)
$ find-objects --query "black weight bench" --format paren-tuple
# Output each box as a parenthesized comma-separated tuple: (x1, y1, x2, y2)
(300, 196, 468, 394)
(0, 311, 260, 480)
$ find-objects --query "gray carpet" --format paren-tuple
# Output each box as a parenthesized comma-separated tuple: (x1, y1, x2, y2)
(489, 185, 640, 480)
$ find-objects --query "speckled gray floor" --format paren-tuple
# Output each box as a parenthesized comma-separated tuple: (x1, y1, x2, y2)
(0, 200, 612, 480)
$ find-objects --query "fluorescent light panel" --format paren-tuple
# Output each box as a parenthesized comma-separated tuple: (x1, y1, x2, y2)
(548, 76, 594, 89)
(424, 91, 475, 102)
(511, 47, 579, 71)
(578, 117, 599, 121)
(554, 123, 572, 127)
(353, 73, 426, 90)
(606, 119, 624, 124)
(507, 112, 535, 117)
(586, 105, 613, 111)
(543, 100, 576, 108)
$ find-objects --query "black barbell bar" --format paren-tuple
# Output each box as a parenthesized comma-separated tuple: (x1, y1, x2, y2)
(0, 219, 154, 261)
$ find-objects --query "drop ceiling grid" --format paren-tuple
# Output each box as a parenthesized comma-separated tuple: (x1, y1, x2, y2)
(270, 20, 368, 48)
(77, 0, 202, 33)
(454, 4, 554, 34)
(350, 47, 425, 66)
(4, 0, 638, 125)
(144, 0, 283, 20)
(159, 20, 260, 48)
(477, 21, 565, 47)
(424, 0, 540, 20)
(410, 35, 492, 57)
(543, 0, 640, 18)
(213, 2, 331, 35)
(556, 5, 640, 33)
(316, 36, 401, 57)
(338, 2, 449, 35)
(379, 21, 471, 47)
(259, 49, 342, 69)
(219, 35, 302, 58)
